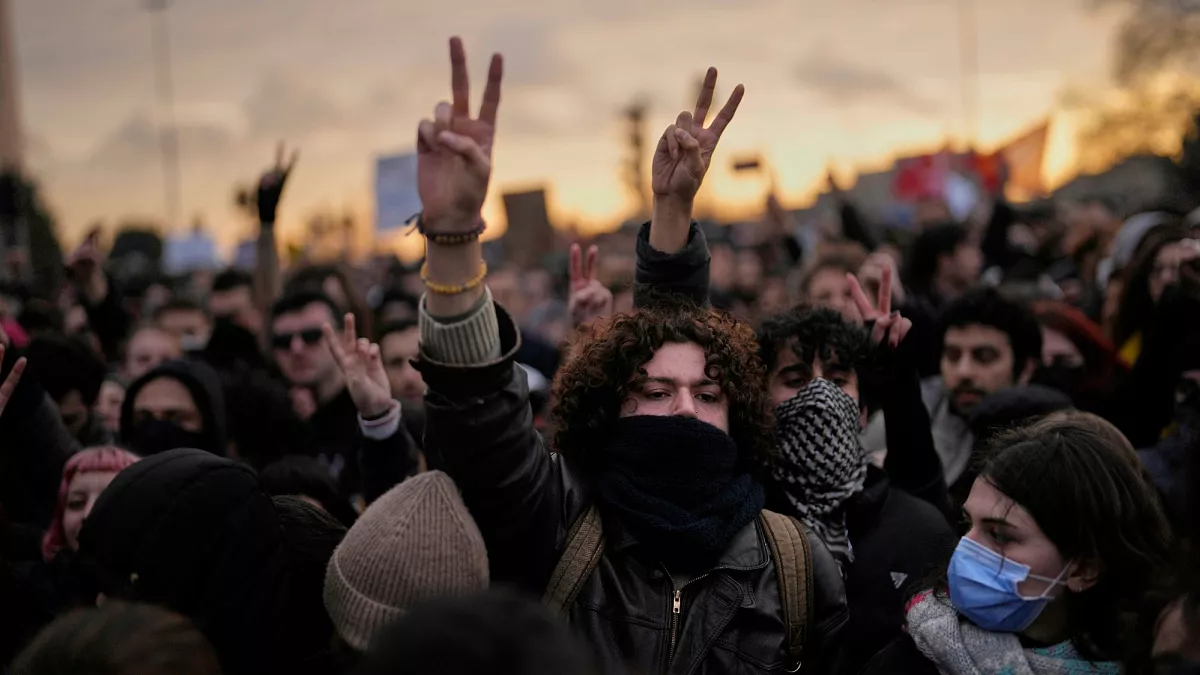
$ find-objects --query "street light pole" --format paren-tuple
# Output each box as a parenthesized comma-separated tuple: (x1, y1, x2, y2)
(144, 0, 182, 231)
(958, 0, 980, 147)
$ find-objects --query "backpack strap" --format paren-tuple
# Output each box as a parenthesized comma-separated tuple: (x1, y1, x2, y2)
(542, 503, 605, 614)
(760, 510, 813, 673)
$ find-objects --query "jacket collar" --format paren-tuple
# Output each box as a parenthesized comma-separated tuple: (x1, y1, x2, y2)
(606, 508, 769, 573)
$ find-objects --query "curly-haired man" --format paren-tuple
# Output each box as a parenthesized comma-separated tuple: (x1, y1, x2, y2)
(407, 38, 847, 675)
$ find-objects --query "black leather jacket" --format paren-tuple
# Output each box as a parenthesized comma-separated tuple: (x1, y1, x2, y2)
(416, 307, 848, 675)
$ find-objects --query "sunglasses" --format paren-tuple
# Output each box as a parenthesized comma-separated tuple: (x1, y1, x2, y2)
(271, 328, 324, 350)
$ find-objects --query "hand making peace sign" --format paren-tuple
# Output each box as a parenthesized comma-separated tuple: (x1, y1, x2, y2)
(323, 314, 394, 421)
(567, 243, 614, 328)
(651, 67, 745, 203)
(417, 37, 503, 233)
(847, 265, 912, 349)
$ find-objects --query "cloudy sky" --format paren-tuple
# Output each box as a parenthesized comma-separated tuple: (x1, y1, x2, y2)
(12, 0, 1125, 251)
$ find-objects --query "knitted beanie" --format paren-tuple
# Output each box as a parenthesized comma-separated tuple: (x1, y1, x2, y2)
(323, 471, 489, 651)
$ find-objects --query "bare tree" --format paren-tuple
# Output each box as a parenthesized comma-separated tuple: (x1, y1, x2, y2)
(1068, 0, 1200, 171)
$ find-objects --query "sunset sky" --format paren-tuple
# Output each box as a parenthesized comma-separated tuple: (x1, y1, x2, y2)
(13, 0, 1128, 254)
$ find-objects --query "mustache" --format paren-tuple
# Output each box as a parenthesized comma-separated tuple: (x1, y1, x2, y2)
(951, 384, 987, 399)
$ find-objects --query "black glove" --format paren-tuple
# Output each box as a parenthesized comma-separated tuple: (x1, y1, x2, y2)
(255, 144, 299, 226)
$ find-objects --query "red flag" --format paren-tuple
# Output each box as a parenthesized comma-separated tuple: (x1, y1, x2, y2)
(893, 151, 951, 201)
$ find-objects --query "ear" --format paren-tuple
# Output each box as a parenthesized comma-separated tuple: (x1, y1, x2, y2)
(1017, 358, 1037, 385)
(1066, 558, 1101, 593)
(858, 405, 868, 432)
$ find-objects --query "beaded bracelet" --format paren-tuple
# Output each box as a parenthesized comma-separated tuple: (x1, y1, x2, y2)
(420, 261, 488, 295)
(406, 212, 486, 245)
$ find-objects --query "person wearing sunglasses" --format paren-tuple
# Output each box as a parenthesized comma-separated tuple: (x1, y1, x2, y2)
(269, 291, 360, 491)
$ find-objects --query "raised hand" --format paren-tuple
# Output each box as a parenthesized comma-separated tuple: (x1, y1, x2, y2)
(858, 252, 906, 308)
(847, 265, 912, 349)
(651, 67, 744, 203)
(323, 313, 393, 420)
(417, 37, 503, 233)
(567, 243, 614, 328)
(0, 343, 25, 419)
(257, 143, 299, 226)
(66, 228, 107, 303)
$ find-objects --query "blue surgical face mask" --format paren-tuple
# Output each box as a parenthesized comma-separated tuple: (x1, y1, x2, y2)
(948, 536, 1072, 633)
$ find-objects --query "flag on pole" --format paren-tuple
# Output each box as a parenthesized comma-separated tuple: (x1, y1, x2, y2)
(997, 120, 1049, 200)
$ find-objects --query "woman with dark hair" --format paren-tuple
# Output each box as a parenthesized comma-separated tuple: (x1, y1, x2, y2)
(1110, 222, 1195, 364)
(1102, 224, 1200, 450)
(1031, 300, 1127, 413)
(862, 412, 1173, 675)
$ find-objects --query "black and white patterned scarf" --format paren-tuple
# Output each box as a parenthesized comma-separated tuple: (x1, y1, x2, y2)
(771, 378, 867, 564)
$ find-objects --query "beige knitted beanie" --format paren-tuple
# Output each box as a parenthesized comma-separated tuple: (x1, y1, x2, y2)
(323, 471, 489, 651)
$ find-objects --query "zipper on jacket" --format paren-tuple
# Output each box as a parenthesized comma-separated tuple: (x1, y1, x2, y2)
(663, 568, 680, 673)
(661, 568, 715, 673)
(669, 589, 682, 660)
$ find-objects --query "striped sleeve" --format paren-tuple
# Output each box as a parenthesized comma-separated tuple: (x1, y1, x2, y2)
(418, 287, 502, 366)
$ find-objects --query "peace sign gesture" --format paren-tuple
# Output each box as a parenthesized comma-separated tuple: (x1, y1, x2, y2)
(847, 265, 912, 349)
(0, 343, 25, 419)
(322, 313, 394, 420)
(567, 243, 614, 328)
(652, 67, 745, 202)
(417, 37, 503, 233)
(257, 142, 299, 225)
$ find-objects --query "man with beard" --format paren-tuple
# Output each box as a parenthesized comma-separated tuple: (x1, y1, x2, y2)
(862, 287, 1042, 491)
(410, 37, 847, 674)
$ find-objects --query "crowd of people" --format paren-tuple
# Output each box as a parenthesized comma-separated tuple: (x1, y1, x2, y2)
(1, 36, 1199, 675)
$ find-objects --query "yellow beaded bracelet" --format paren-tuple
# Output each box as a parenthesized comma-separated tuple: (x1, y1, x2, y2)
(420, 261, 488, 295)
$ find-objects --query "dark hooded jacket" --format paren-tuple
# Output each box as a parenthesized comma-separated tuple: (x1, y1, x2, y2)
(0, 346, 79, 536)
(120, 359, 228, 456)
(75, 448, 343, 675)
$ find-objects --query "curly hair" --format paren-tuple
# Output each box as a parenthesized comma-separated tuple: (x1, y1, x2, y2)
(757, 304, 871, 375)
(551, 305, 774, 469)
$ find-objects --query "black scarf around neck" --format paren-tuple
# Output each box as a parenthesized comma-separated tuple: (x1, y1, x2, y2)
(595, 415, 764, 570)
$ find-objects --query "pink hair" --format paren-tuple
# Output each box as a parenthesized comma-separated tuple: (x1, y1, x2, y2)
(42, 446, 140, 562)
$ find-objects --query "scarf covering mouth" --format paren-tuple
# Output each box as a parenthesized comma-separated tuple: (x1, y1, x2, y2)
(770, 378, 866, 564)
(906, 590, 1120, 675)
(595, 415, 764, 570)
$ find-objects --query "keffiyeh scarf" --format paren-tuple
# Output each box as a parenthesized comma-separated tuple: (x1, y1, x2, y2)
(771, 378, 866, 563)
